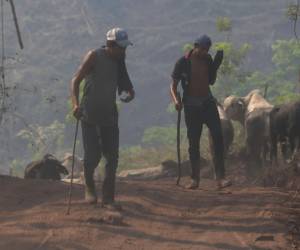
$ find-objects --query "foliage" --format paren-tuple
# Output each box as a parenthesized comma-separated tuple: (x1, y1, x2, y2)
(117, 124, 211, 171)
(9, 159, 25, 178)
(286, 3, 300, 21)
(243, 39, 300, 103)
(183, 43, 193, 53)
(273, 92, 300, 105)
(118, 145, 186, 171)
(212, 42, 252, 97)
(142, 125, 186, 146)
(17, 120, 65, 160)
(271, 39, 300, 76)
(286, 2, 300, 42)
(216, 17, 232, 33)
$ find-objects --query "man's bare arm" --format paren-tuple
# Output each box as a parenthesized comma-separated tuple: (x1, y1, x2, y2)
(170, 79, 182, 111)
(71, 50, 96, 109)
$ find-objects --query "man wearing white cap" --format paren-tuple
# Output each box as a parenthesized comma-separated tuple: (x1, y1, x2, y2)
(170, 35, 231, 190)
(71, 27, 135, 208)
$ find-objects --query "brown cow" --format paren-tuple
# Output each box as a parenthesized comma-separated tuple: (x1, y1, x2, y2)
(270, 101, 300, 165)
(24, 154, 68, 180)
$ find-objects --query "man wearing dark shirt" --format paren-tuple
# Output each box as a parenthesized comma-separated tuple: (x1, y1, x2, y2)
(71, 28, 135, 208)
(170, 35, 231, 189)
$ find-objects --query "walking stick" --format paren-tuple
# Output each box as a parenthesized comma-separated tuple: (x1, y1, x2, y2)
(176, 92, 182, 185)
(66, 118, 79, 215)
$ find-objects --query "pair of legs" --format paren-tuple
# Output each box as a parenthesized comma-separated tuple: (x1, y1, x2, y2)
(81, 121, 119, 204)
(184, 99, 225, 185)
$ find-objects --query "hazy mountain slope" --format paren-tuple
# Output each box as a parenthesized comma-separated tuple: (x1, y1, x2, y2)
(0, 0, 293, 166)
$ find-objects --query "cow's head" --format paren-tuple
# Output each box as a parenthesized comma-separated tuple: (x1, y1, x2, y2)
(61, 153, 83, 173)
(56, 163, 69, 175)
(223, 96, 246, 124)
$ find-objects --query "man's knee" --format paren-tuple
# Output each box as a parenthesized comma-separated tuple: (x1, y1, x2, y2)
(104, 151, 118, 166)
(84, 153, 101, 171)
(188, 146, 200, 162)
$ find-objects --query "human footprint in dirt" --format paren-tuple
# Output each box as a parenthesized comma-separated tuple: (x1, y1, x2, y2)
(71, 28, 135, 208)
(170, 35, 232, 190)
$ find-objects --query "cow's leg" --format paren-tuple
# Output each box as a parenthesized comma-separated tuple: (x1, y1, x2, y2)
(288, 133, 300, 166)
(270, 133, 278, 166)
(245, 117, 263, 169)
(262, 140, 269, 167)
(289, 135, 296, 160)
(280, 136, 288, 161)
(246, 135, 261, 166)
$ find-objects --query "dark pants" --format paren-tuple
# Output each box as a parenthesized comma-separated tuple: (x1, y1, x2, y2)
(81, 121, 119, 203)
(184, 99, 225, 181)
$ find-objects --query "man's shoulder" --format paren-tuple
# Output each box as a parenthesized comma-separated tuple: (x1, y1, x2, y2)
(175, 55, 188, 66)
(87, 47, 106, 57)
(84, 48, 110, 66)
(84, 49, 98, 62)
(172, 55, 189, 80)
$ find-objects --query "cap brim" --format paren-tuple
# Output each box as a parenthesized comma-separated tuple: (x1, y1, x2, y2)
(116, 40, 133, 48)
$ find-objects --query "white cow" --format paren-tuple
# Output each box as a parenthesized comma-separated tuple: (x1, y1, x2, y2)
(61, 153, 84, 183)
(223, 89, 273, 165)
(217, 102, 234, 157)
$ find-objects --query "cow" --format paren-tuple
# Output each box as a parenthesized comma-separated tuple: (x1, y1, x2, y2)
(24, 154, 68, 180)
(217, 102, 234, 157)
(60, 153, 85, 184)
(61, 153, 84, 179)
(223, 89, 273, 166)
(270, 101, 300, 165)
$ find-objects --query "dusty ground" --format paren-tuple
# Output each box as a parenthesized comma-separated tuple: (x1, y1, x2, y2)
(1, 164, 300, 250)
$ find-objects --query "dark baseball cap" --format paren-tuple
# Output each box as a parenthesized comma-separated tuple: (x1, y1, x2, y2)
(194, 35, 212, 48)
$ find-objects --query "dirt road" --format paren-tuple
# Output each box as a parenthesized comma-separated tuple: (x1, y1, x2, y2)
(0, 175, 299, 250)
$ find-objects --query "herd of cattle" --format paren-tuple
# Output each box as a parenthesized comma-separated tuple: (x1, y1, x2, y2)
(23, 89, 300, 181)
(222, 89, 300, 166)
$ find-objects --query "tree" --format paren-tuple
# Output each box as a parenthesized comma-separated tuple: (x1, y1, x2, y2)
(212, 42, 251, 97)
(286, 1, 300, 40)
(272, 39, 300, 78)
(213, 17, 252, 98)
(216, 16, 232, 41)
(17, 120, 65, 160)
(244, 39, 300, 104)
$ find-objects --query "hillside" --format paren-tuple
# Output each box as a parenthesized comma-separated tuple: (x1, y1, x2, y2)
(0, 0, 294, 169)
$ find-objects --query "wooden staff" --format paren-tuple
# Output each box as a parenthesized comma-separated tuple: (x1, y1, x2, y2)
(176, 92, 182, 185)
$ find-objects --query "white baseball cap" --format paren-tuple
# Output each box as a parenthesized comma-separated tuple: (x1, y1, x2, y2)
(106, 27, 133, 48)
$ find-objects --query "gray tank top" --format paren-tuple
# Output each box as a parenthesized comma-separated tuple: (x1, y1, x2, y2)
(80, 48, 118, 126)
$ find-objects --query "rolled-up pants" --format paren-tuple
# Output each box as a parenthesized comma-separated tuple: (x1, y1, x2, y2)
(81, 121, 119, 203)
(184, 99, 225, 181)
